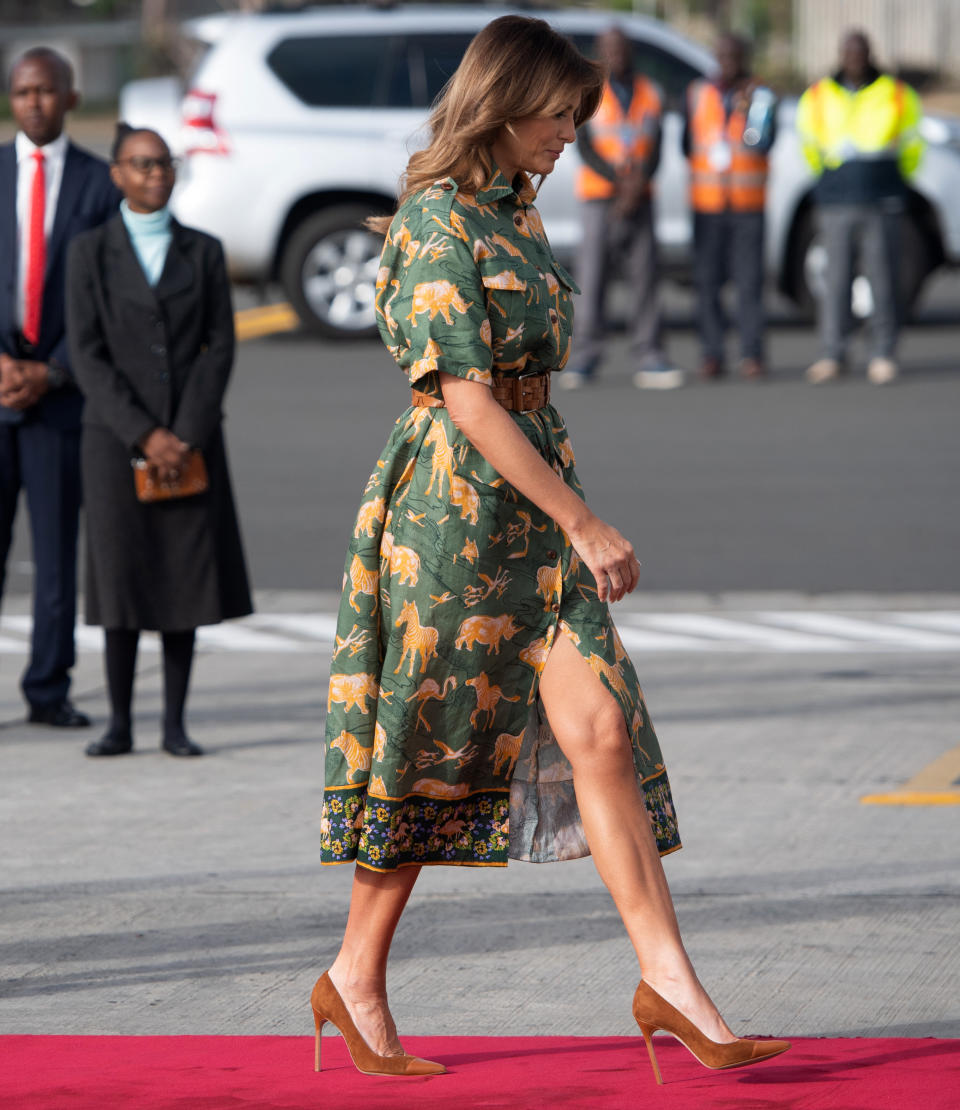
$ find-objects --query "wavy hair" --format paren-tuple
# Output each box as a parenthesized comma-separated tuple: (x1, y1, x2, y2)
(371, 16, 603, 230)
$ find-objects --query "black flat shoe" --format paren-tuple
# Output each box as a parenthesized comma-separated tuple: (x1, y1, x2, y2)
(85, 730, 134, 757)
(162, 731, 203, 757)
(29, 700, 92, 729)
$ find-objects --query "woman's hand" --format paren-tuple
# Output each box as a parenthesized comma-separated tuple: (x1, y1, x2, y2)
(568, 513, 641, 603)
(438, 373, 641, 604)
(141, 428, 191, 483)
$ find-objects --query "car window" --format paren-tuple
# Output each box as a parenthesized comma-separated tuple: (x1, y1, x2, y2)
(406, 34, 476, 107)
(268, 34, 395, 107)
(571, 34, 703, 109)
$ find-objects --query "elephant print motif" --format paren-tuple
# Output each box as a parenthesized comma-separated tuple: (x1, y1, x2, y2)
(455, 613, 521, 655)
(330, 730, 372, 783)
(328, 672, 379, 715)
(390, 545, 421, 586)
(406, 280, 473, 326)
(466, 673, 520, 730)
(394, 600, 440, 676)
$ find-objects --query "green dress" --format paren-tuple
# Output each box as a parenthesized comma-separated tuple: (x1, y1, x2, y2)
(320, 170, 681, 872)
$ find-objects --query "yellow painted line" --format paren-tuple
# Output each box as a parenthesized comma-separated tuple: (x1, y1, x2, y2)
(861, 792, 960, 806)
(234, 302, 300, 342)
(861, 742, 960, 806)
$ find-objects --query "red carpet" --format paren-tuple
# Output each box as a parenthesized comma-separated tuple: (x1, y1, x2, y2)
(4, 1035, 958, 1109)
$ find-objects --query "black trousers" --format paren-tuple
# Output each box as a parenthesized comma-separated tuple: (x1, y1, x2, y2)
(0, 418, 81, 708)
(693, 210, 766, 362)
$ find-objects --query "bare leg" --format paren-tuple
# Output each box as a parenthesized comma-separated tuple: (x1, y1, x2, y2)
(327, 864, 421, 1055)
(538, 631, 735, 1043)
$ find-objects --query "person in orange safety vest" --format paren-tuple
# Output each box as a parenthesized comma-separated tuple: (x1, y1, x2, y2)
(566, 26, 684, 391)
(683, 33, 777, 380)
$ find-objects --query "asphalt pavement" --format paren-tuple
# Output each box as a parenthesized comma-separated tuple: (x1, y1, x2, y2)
(1, 588, 958, 1040)
(2, 276, 959, 1048)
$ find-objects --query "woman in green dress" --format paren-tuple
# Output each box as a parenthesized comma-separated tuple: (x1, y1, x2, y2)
(314, 15, 789, 1083)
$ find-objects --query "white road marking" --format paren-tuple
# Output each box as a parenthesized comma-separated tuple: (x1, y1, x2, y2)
(2, 611, 959, 655)
(757, 611, 960, 650)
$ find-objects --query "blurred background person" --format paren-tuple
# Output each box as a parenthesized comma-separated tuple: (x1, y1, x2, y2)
(67, 126, 252, 758)
(565, 26, 683, 392)
(798, 30, 924, 386)
(683, 33, 777, 380)
(0, 48, 119, 730)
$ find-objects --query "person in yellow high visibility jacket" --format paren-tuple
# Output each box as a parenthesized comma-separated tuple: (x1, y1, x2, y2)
(566, 26, 684, 391)
(797, 30, 924, 385)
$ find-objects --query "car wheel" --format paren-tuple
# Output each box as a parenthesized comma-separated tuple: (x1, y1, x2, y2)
(790, 207, 931, 320)
(280, 205, 389, 338)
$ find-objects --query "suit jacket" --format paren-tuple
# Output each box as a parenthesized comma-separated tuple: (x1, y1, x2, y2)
(0, 140, 120, 428)
(66, 213, 236, 453)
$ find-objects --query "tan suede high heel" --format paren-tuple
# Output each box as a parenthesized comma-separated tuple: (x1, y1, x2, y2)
(633, 981, 790, 1084)
(310, 972, 446, 1077)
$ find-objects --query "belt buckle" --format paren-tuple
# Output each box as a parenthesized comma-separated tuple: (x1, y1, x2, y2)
(514, 368, 542, 414)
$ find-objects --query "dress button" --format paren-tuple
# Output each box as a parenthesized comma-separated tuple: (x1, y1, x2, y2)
(158, 371, 169, 382)
(514, 214, 522, 225)
(150, 344, 166, 356)
(546, 549, 558, 560)
(551, 603, 560, 613)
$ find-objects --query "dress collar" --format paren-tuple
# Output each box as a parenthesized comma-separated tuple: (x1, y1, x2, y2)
(475, 167, 537, 206)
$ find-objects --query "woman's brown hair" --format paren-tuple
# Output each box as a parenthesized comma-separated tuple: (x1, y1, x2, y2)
(370, 15, 604, 231)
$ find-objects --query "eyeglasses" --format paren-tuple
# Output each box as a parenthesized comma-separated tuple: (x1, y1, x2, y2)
(116, 156, 180, 174)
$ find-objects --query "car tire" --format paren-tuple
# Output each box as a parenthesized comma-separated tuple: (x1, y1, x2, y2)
(789, 207, 931, 320)
(280, 204, 390, 338)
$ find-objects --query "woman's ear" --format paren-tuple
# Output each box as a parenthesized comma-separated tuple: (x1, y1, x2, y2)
(109, 163, 124, 191)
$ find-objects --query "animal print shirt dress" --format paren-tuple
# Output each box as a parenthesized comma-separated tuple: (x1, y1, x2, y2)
(321, 170, 681, 872)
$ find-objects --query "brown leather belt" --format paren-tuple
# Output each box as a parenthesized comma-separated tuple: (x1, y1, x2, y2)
(412, 370, 551, 414)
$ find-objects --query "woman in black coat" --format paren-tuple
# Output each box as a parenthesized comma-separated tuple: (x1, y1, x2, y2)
(67, 126, 252, 758)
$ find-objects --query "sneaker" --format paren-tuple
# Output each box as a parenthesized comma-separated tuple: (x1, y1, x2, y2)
(805, 358, 841, 384)
(558, 370, 591, 390)
(867, 357, 898, 385)
(634, 365, 685, 390)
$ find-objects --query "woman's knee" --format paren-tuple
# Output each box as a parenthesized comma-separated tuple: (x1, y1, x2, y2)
(550, 698, 633, 773)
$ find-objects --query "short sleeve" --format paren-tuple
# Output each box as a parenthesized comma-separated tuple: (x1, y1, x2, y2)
(375, 200, 494, 388)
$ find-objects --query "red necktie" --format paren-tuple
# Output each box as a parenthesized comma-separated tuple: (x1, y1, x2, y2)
(23, 149, 46, 347)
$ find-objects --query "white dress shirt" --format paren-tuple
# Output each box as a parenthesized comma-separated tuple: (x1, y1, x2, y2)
(14, 130, 69, 332)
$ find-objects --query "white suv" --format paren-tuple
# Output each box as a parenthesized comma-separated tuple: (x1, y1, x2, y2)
(121, 4, 960, 338)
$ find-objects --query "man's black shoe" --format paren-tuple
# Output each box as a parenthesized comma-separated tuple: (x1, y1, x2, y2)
(162, 730, 204, 757)
(85, 730, 133, 757)
(28, 700, 92, 729)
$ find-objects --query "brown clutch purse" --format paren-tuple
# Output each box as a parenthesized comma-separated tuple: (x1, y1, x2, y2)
(132, 449, 209, 503)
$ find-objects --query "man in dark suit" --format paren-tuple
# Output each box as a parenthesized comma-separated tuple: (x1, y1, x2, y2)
(0, 48, 119, 727)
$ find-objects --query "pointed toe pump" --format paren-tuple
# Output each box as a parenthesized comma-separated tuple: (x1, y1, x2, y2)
(310, 972, 446, 1077)
(632, 981, 790, 1084)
